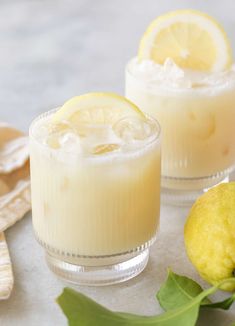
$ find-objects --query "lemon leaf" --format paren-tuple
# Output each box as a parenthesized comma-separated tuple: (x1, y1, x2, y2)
(57, 282, 220, 326)
(157, 269, 211, 311)
(202, 293, 235, 310)
(157, 269, 235, 312)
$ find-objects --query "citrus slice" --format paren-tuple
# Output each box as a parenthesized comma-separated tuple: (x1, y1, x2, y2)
(53, 92, 145, 125)
(138, 9, 232, 72)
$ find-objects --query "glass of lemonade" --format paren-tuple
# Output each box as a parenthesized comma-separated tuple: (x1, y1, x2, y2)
(125, 10, 235, 205)
(29, 93, 161, 285)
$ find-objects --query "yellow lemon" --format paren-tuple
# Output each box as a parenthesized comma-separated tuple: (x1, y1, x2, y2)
(184, 182, 235, 291)
(138, 9, 232, 72)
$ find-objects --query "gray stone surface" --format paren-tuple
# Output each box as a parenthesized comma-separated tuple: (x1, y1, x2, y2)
(0, 0, 235, 325)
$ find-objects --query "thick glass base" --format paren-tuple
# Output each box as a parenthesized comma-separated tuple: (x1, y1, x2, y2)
(45, 249, 149, 286)
(161, 174, 229, 206)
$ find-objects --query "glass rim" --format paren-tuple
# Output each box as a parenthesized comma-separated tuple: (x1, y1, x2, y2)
(29, 107, 161, 159)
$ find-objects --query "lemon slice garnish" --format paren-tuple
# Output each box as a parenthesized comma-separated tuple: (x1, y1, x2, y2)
(53, 92, 145, 125)
(138, 9, 232, 72)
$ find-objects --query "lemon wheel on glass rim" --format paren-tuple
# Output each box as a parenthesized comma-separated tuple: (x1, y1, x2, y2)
(138, 9, 232, 72)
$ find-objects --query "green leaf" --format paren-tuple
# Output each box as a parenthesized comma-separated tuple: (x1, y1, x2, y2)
(157, 269, 235, 311)
(202, 293, 235, 310)
(57, 288, 122, 326)
(56, 284, 218, 326)
(157, 269, 210, 311)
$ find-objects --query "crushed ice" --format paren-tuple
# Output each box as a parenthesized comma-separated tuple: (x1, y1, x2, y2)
(130, 58, 235, 89)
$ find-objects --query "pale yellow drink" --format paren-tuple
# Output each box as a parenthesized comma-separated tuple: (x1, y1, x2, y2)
(127, 9, 235, 203)
(29, 94, 161, 284)
(126, 59, 235, 189)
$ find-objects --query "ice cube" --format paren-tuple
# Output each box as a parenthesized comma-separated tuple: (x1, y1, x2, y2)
(163, 58, 185, 79)
(113, 116, 156, 144)
(47, 133, 60, 149)
(46, 121, 81, 152)
(58, 132, 81, 152)
(80, 124, 121, 155)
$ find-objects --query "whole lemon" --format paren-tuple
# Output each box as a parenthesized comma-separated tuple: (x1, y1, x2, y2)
(184, 182, 235, 291)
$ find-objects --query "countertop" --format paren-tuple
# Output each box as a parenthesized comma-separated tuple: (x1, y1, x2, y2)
(0, 1, 235, 325)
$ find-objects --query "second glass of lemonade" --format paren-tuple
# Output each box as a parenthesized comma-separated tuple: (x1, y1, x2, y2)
(30, 93, 161, 285)
(125, 10, 235, 205)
